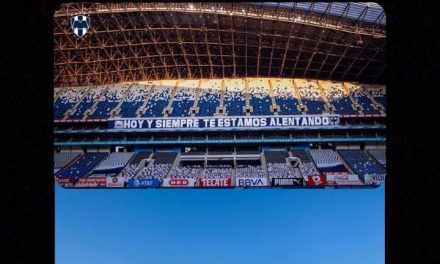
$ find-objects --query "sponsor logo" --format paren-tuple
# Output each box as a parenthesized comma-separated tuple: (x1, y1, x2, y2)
(326, 174, 364, 186)
(170, 179, 189, 186)
(127, 178, 160, 188)
(236, 178, 268, 187)
(75, 177, 107, 187)
(106, 176, 125, 187)
(364, 174, 385, 185)
(272, 178, 304, 186)
(70, 15, 90, 38)
(162, 178, 195, 187)
(114, 120, 124, 129)
(199, 178, 232, 187)
(307, 174, 326, 186)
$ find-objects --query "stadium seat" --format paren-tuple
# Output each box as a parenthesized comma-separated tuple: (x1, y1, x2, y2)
(249, 79, 272, 116)
(309, 149, 348, 173)
(338, 149, 385, 178)
(119, 84, 150, 117)
(87, 84, 128, 119)
(296, 79, 326, 114)
(366, 148, 386, 168)
(54, 152, 81, 173)
(68, 86, 107, 119)
(197, 80, 222, 116)
(57, 153, 108, 178)
(272, 79, 301, 115)
(224, 79, 246, 116)
(53, 87, 88, 119)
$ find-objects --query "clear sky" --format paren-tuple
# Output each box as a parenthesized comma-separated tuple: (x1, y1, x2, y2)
(55, 184, 384, 264)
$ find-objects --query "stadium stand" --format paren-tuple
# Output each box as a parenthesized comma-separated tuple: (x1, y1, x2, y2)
(235, 164, 265, 178)
(69, 86, 107, 119)
(142, 81, 175, 117)
(272, 79, 301, 115)
(169, 165, 202, 179)
(367, 85, 386, 109)
(321, 81, 358, 115)
(197, 79, 222, 116)
(224, 79, 246, 116)
(92, 152, 134, 172)
(346, 83, 381, 114)
(265, 151, 301, 179)
(338, 149, 385, 179)
(57, 153, 108, 178)
(203, 166, 232, 179)
(366, 148, 386, 168)
(54, 152, 81, 174)
(135, 152, 177, 179)
(87, 84, 129, 119)
(169, 80, 199, 117)
(309, 149, 348, 173)
(118, 84, 150, 117)
(118, 152, 152, 179)
(53, 86, 88, 119)
(295, 79, 327, 114)
(248, 79, 272, 115)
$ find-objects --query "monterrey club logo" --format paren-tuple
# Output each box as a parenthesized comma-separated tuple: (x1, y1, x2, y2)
(70, 15, 90, 38)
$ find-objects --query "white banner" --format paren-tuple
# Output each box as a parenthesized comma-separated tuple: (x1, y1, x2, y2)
(106, 176, 125, 187)
(162, 178, 196, 187)
(363, 174, 385, 185)
(236, 177, 268, 187)
(108, 114, 340, 132)
(326, 174, 364, 186)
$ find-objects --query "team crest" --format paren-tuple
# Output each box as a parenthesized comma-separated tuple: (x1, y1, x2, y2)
(70, 15, 90, 38)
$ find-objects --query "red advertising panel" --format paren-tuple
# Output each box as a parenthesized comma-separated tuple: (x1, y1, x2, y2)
(306, 174, 326, 186)
(75, 176, 107, 187)
(199, 178, 232, 187)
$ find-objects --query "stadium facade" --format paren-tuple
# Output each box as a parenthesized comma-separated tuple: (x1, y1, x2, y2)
(54, 2, 386, 189)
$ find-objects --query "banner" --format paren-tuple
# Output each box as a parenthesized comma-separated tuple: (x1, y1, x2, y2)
(199, 178, 232, 187)
(106, 176, 125, 187)
(236, 177, 268, 187)
(363, 173, 385, 185)
(326, 174, 364, 186)
(108, 115, 340, 132)
(162, 178, 196, 187)
(272, 178, 304, 186)
(127, 178, 161, 188)
(306, 175, 326, 186)
(74, 176, 107, 187)
(57, 177, 75, 187)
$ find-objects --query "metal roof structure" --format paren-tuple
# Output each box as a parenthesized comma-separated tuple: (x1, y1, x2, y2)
(54, 2, 386, 87)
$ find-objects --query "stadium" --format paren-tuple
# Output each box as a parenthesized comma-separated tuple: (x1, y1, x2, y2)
(53, 2, 386, 189)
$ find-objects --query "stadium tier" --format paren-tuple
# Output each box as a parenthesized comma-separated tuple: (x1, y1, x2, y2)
(338, 149, 386, 181)
(57, 153, 108, 178)
(54, 79, 386, 119)
(55, 147, 385, 188)
(54, 152, 81, 173)
(366, 148, 386, 168)
(309, 149, 349, 173)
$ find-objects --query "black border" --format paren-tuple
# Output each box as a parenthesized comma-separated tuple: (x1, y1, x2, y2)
(2, 1, 439, 263)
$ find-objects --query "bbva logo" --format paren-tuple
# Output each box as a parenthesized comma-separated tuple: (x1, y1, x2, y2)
(70, 15, 90, 38)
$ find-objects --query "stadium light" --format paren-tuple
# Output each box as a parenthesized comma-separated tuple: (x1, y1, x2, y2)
(189, 3, 194, 10)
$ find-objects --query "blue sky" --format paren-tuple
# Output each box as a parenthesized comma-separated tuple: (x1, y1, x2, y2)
(55, 184, 384, 264)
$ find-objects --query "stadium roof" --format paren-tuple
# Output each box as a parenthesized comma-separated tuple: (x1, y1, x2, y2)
(54, 2, 385, 87)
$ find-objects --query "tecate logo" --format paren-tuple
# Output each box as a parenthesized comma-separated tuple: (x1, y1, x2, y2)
(170, 179, 188, 185)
